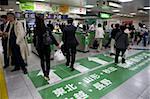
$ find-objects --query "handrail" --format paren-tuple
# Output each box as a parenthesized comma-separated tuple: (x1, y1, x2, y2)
(0, 54, 8, 99)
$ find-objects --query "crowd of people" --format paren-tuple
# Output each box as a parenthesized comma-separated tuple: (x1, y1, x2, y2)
(0, 13, 149, 80)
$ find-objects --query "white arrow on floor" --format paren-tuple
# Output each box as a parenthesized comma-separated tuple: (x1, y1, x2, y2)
(88, 57, 108, 65)
(74, 63, 89, 73)
(37, 70, 62, 84)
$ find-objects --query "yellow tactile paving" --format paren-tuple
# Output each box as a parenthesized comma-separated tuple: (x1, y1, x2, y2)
(0, 54, 8, 99)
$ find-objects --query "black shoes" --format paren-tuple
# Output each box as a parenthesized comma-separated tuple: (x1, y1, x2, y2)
(11, 67, 28, 74)
(11, 67, 20, 72)
(71, 68, 75, 71)
(110, 53, 115, 56)
(23, 68, 28, 74)
(3, 65, 9, 69)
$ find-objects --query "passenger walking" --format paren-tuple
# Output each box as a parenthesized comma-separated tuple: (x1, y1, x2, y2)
(104, 24, 114, 48)
(95, 23, 105, 52)
(110, 24, 120, 55)
(137, 23, 144, 45)
(34, 15, 59, 80)
(62, 18, 79, 71)
(115, 26, 129, 64)
(7, 13, 28, 74)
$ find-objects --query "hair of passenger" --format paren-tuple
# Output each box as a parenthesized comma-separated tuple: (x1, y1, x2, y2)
(1, 15, 7, 19)
(98, 23, 101, 27)
(35, 15, 46, 32)
(115, 23, 120, 29)
(7, 12, 16, 19)
(111, 24, 114, 28)
(67, 18, 73, 24)
(120, 25, 126, 32)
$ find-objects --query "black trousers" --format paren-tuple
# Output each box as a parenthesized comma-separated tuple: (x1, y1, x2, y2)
(37, 45, 50, 76)
(65, 45, 77, 68)
(137, 35, 143, 45)
(104, 37, 111, 48)
(2, 39, 9, 67)
(115, 48, 126, 63)
(10, 44, 26, 70)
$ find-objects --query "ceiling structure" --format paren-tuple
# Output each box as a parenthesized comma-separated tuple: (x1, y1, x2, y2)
(20, 0, 149, 17)
(86, 0, 149, 17)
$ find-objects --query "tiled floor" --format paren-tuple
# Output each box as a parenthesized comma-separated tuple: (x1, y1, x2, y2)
(2, 44, 150, 99)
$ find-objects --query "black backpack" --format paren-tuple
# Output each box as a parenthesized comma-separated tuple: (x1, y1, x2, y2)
(43, 31, 52, 45)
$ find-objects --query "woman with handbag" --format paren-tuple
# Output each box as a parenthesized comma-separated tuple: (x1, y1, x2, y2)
(34, 15, 59, 80)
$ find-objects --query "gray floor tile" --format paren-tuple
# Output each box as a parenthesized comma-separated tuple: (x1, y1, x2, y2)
(6, 75, 27, 92)
(132, 67, 150, 86)
(122, 78, 149, 95)
(101, 84, 139, 99)
(140, 86, 150, 99)
(8, 87, 33, 99)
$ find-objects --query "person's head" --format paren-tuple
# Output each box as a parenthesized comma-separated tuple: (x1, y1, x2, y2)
(67, 18, 73, 24)
(111, 24, 114, 28)
(98, 23, 101, 27)
(35, 15, 46, 32)
(0, 15, 7, 24)
(138, 23, 143, 28)
(115, 23, 120, 29)
(120, 25, 126, 32)
(7, 13, 16, 22)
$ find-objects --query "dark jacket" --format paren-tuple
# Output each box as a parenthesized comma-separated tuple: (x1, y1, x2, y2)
(111, 28, 120, 39)
(62, 25, 79, 47)
(34, 27, 58, 49)
(115, 31, 129, 50)
(0, 23, 10, 47)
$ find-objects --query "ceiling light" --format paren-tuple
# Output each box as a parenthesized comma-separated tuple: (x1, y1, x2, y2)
(112, 9, 120, 12)
(16, 1, 20, 4)
(87, 9, 92, 12)
(108, 2, 122, 8)
(35, 0, 45, 1)
(118, 0, 133, 2)
(84, 5, 94, 8)
(143, 7, 150, 10)
(138, 10, 148, 14)
(130, 13, 136, 15)
(9, 9, 14, 11)
(116, 13, 123, 16)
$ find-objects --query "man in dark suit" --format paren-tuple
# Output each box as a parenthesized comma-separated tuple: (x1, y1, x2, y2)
(62, 18, 79, 71)
(0, 15, 10, 68)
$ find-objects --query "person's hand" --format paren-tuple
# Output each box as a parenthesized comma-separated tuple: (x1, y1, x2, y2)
(128, 46, 131, 50)
(57, 45, 61, 49)
(3, 32, 8, 38)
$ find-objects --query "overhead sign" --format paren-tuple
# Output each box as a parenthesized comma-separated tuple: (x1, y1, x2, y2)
(69, 7, 86, 14)
(34, 2, 52, 12)
(59, 5, 69, 14)
(19, 2, 34, 11)
(20, 2, 86, 14)
(99, 13, 111, 19)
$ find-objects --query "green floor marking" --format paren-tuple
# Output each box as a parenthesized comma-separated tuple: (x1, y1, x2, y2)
(28, 70, 49, 88)
(39, 51, 150, 99)
(53, 64, 80, 79)
(28, 53, 112, 88)
(95, 54, 113, 62)
(76, 58, 100, 69)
